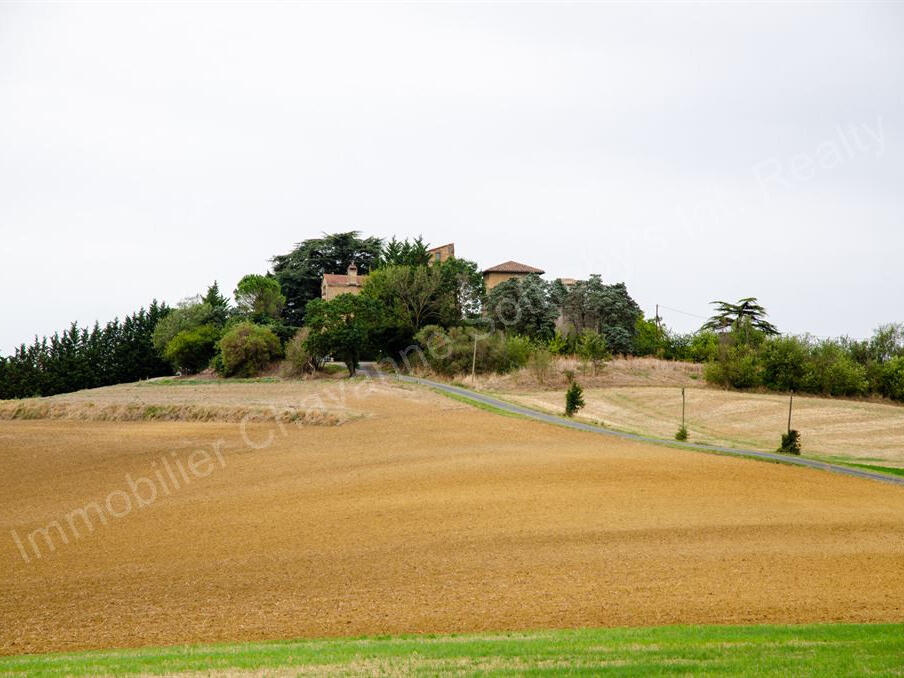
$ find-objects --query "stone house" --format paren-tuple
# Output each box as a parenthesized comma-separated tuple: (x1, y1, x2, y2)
(321, 262, 368, 300)
(482, 261, 545, 291)
(427, 243, 455, 265)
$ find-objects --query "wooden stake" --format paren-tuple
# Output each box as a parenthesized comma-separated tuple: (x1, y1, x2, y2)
(681, 387, 686, 428)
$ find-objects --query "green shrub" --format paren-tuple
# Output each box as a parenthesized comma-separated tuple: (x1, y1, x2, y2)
(702, 360, 724, 386)
(761, 336, 809, 391)
(878, 356, 904, 402)
(163, 324, 220, 374)
(415, 326, 529, 375)
(576, 329, 609, 360)
(633, 317, 665, 357)
(779, 429, 801, 455)
(153, 301, 217, 356)
(675, 425, 688, 441)
(565, 380, 584, 417)
(548, 331, 570, 356)
(575, 330, 609, 375)
(688, 331, 720, 363)
(217, 322, 282, 378)
(801, 341, 867, 396)
(663, 332, 692, 361)
(503, 334, 533, 371)
(704, 345, 761, 389)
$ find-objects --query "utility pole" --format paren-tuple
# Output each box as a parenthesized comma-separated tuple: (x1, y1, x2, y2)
(655, 304, 661, 330)
(787, 391, 794, 434)
(471, 332, 478, 379)
(681, 387, 686, 429)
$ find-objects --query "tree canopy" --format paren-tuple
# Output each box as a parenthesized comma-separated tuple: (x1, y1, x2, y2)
(234, 274, 286, 322)
(0, 302, 171, 399)
(202, 281, 231, 326)
(436, 257, 485, 323)
(561, 276, 642, 354)
(702, 297, 779, 339)
(378, 236, 430, 267)
(271, 231, 383, 325)
(364, 258, 484, 330)
(485, 274, 558, 340)
(152, 298, 218, 355)
(363, 265, 444, 331)
(304, 293, 385, 376)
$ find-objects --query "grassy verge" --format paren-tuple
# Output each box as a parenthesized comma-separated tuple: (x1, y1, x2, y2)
(431, 388, 530, 420)
(3, 623, 903, 676)
(835, 461, 904, 478)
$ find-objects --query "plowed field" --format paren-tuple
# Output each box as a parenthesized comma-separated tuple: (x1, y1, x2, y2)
(2, 381, 903, 655)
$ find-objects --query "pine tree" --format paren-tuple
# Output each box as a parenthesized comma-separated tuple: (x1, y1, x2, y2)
(202, 283, 230, 326)
(565, 380, 585, 417)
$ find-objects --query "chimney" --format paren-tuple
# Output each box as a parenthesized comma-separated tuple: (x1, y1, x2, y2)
(347, 261, 358, 284)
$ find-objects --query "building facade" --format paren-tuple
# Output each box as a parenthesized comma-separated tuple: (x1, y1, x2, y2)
(321, 262, 368, 300)
(427, 242, 455, 265)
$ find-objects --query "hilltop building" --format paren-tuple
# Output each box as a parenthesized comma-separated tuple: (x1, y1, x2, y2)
(318, 247, 557, 302)
(427, 243, 455, 265)
(482, 260, 545, 291)
(321, 262, 368, 300)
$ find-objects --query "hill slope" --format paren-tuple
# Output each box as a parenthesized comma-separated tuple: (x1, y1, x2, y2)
(3, 379, 904, 655)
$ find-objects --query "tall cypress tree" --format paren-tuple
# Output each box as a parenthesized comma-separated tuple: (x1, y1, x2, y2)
(0, 301, 172, 399)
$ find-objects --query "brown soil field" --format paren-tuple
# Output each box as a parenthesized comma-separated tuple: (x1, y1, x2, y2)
(2, 381, 904, 656)
(506, 386, 904, 466)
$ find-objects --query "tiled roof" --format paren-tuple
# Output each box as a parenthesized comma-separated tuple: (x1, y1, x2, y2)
(322, 273, 367, 286)
(482, 260, 545, 274)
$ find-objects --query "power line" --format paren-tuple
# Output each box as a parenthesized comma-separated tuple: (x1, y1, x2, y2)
(657, 304, 709, 320)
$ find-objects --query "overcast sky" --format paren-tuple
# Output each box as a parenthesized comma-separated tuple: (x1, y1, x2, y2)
(1, 1, 902, 353)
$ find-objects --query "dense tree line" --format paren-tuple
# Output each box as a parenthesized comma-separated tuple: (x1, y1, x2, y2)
(10, 231, 898, 407)
(0, 302, 171, 399)
(483, 273, 643, 353)
(150, 280, 290, 377)
(702, 321, 904, 401)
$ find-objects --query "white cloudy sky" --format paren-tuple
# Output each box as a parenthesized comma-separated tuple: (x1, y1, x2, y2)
(1, 1, 902, 353)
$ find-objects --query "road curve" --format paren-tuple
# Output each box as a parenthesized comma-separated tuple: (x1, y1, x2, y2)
(383, 371, 904, 488)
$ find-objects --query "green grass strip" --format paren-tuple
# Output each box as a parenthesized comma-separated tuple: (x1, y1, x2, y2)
(3, 623, 903, 676)
(836, 462, 904, 478)
(432, 387, 531, 420)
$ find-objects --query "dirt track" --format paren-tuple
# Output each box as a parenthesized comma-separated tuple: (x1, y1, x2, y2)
(2, 382, 904, 655)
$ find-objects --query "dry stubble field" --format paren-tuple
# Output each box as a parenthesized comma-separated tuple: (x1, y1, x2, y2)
(505, 386, 904, 465)
(2, 378, 904, 656)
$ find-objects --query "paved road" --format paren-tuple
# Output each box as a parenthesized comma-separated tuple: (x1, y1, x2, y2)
(375, 369, 904, 488)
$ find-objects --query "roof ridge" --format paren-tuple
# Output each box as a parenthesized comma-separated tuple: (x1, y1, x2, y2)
(482, 260, 545, 274)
